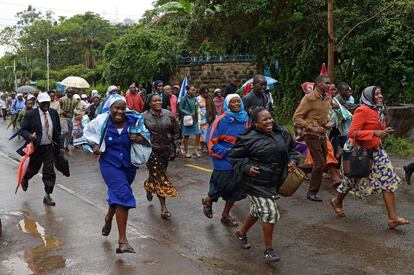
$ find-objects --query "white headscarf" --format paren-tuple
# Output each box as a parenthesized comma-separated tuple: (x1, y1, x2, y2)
(224, 94, 241, 106)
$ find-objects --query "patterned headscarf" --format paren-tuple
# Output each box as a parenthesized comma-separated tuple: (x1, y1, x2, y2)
(101, 94, 126, 113)
(360, 86, 385, 123)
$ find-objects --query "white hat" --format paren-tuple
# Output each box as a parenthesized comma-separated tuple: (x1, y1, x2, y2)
(37, 92, 51, 103)
(81, 94, 88, 99)
(17, 93, 23, 97)
(27, 94, 35, 100)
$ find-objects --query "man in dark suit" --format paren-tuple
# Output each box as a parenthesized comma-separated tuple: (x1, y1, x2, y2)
(19, 92, 62, 206)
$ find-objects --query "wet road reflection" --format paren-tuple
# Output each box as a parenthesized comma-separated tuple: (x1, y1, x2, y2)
(2, 210, 65, 274)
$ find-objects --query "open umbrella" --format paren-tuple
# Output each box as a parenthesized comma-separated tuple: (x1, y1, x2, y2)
(16, 85, 36, 94)
(61, 76, 90, 89)
(242, 76, 278, 90)
(16, 142, 35, 194)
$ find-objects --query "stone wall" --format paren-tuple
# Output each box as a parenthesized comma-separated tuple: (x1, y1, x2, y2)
(169, 62, 258, 90)
(386, 104, 414, 141)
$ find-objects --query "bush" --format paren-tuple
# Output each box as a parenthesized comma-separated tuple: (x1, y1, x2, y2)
(383, 135, 414, 158)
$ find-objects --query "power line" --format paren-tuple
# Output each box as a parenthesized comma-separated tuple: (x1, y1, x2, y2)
(0, 1, 145, 18)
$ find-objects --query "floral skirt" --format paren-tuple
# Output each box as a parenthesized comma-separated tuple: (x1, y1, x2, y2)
(144, 152, 178, 198)
(337, 149, 401, 198)
(199, 123, 209, 142)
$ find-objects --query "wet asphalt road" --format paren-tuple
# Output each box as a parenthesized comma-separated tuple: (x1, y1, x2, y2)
(0, 122, 413, 274)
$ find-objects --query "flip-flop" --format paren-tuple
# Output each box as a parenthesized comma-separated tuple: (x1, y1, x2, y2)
(116, 243, 136, 254)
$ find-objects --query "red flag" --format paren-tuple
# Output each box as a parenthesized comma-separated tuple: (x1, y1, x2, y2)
(320, 63, 328, 77)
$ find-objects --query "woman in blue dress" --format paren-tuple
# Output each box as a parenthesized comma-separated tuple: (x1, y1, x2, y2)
(84, 95, 150, 254)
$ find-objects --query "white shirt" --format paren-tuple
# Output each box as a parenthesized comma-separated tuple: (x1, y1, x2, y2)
(39, 109, 53, 145)
(81, 100, 90, 110)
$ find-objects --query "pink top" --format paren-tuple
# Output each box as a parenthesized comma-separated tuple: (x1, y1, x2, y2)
(213, 97, 224, 115)
(170, 94, 177, 117)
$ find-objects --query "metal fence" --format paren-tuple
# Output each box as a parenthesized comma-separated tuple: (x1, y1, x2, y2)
(179, 55, 255, 65)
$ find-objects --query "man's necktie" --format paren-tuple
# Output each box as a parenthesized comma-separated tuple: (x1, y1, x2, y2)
(44, 112, 52, 141)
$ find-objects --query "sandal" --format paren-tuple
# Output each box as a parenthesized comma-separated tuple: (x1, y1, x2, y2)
(201, 197, 213, 218)
(146, 191, 153, 202)
(185, 154, 191, 158)
(101, 218, 112, 236)
(193, 152, 201, 158)
(388, 217, 410, 229)
(330, 198, 345, 217)
(264, 248, 280, 262)
(160, 211, 171, 219)
(221, 215, 239, 227)
(116, 242, 136, 254)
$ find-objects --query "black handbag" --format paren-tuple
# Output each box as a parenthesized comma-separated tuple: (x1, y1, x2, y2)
(342, 131, 373, 178)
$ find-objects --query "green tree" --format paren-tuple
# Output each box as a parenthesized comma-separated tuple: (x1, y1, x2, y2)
(103, 27, 180, 85)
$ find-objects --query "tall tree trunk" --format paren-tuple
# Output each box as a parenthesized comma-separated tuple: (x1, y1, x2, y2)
(327, 0, 334, 81)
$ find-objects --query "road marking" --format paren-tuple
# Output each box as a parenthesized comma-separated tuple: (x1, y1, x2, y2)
(184, 164, 212, 172)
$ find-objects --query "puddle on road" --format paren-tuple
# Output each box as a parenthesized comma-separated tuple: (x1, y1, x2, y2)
(2, 210, 66, 274)
(143, 259, 157, 265)
(199, 256, 236, 272)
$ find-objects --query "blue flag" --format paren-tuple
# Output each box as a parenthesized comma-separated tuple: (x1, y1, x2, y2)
(178, 75, 188, 103)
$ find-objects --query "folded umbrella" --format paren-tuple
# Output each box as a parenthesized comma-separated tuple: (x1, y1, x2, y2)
(16, 142, 35, 194)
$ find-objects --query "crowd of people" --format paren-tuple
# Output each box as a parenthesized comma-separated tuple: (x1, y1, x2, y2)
(0, 73, 411, 262)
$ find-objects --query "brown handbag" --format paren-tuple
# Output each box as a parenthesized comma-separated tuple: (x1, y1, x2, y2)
(342, 131, 373, 178)
(278, 168, 306, 197)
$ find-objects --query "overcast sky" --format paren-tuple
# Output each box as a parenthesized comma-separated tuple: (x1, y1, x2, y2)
(0, 0, 155, 56)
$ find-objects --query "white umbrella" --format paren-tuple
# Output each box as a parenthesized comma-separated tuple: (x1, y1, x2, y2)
(61, 76, 90, 89)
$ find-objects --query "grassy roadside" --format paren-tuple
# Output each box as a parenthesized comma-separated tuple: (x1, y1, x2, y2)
(383, 135, 414, 158)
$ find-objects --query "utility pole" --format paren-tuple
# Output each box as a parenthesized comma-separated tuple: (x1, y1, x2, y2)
(327, 0, 334, 81)
(13, 60, 17, 91)
(47, 39, 50, 91)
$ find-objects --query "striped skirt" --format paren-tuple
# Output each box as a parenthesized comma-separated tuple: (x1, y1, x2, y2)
(247, 195, 280, 224)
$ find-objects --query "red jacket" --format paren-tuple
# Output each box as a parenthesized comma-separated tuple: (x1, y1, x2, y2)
(125, 92, 144, 113)
(349, 105, 385, 149)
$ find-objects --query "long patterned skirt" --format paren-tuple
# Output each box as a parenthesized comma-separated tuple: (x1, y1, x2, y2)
(144, 152, 178, 198)
(337, 149, 401, 198)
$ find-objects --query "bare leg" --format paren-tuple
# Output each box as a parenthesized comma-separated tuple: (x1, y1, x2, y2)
(334, 191, 348, 208)
(105, 205, 116, 222)
(263, 223, 274, 250)
(194, 134, 201, 155)
(222, 202, 234, 218)
(239, 214, 258, 236)
(158, 196, 168, 213)
(328, 164, 340, 184)
(382, 191, 397, 219)
(183, 136, 189, 156)
(115, 205, 129, 244)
